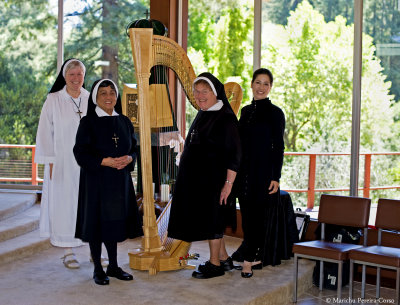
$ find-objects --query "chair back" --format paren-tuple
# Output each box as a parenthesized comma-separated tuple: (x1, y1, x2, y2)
(375, 199, 400, 231)
(318, 194, 371, 228)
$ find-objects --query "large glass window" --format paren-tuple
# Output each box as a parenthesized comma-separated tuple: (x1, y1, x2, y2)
(261, 0, 400, 207)
(361, 0, 400, 201)
(0, 0, 149, 185)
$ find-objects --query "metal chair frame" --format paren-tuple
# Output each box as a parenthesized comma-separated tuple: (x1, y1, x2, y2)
(293, 194, 371, 302)
(349, 199, 400, 305)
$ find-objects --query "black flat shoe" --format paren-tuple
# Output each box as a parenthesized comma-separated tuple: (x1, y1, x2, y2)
(192, 261, 225, 279)
(93, 270, 109, 285)
(241, 271, 253, 278)
(251, 263, 263, 270)
(220, 256, 243, 271)
(106, 267, 133, 281)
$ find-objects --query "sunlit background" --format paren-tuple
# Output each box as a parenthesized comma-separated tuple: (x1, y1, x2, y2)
(1, 0, 400, 207)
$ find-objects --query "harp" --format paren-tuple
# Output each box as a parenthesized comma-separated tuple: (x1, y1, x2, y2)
(126, 28, 242, 275)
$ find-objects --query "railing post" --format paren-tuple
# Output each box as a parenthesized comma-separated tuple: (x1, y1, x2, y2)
(307, 154, 316, 210)
(31, 147, 38, 185)
(363, 154, 371, 198)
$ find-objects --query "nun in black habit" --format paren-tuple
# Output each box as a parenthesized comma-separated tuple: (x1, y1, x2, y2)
(74, 79, 143, 285)
(167, 72, 242, 279)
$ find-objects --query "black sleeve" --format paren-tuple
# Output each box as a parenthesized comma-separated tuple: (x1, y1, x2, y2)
(222, 114, 242, 173)
(271, 107, 285, 182)
(73, 117, 103, 171)
(238, 105, 249, 124)
(124, 116, 138, 172)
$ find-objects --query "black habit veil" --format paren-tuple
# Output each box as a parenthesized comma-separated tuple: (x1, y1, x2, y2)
(86, 79, 122, 117)
(194, 72, 235, 115)
(49, 58, 86, 94)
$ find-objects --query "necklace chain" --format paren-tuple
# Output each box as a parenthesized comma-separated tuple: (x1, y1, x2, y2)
(70, 97, 82, 119)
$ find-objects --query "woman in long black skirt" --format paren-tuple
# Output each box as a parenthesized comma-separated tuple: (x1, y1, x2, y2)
(236, 68, 291, 278)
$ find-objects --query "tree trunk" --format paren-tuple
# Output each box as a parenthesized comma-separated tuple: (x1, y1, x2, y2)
(102, 0, 118, 82)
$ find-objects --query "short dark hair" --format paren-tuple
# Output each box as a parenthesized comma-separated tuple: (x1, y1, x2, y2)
(252, 68, 273, 85)
(98, 80, 116, 91)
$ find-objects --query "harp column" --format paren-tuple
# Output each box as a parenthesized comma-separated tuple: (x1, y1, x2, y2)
(129, 28, 162, 252)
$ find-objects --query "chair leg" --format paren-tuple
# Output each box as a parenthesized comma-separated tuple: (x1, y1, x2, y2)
(396, 268, 399, 305)
(349, 259, 354, 299)
(376, 266, 381, 299)
(319, 260, 324, 291)
(337, 260, 343, 299)
(361, 264, 366, 299)
(293, 255, 299, 303)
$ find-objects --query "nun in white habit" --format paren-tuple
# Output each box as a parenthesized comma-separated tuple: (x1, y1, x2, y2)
(35, 58, 89, 268)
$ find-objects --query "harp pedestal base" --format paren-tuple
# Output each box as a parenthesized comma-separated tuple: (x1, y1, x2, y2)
(129, 248, 196, 275)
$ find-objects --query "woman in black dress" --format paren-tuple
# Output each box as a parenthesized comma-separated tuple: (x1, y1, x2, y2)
(236, 68, 288, 278)
(74, 79, 143, 285)
(167, 72, 242, 279)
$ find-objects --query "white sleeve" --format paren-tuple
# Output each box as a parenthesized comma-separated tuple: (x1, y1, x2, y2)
(34, 95, 56, 164)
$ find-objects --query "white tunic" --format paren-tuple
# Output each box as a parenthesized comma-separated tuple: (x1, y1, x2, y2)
(35, 86, 89, 247)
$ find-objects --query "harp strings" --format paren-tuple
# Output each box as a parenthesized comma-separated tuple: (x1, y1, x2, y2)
(156, 199, 174, 251)
(151, 41, 179, 246)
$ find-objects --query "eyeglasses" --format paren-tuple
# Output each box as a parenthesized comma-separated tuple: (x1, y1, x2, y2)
(193, 89, 212, 96)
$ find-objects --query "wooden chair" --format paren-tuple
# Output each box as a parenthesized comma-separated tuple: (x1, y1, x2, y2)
(292, 194, 371, 302)
(349, 198, 400, 305)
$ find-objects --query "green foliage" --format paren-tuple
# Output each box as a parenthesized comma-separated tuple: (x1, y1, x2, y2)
(263, 0, 302, 26)
(262, 1, 399, 206)
(310, 0, 354, 24)
(0, 1, 57, 75)
(218, 7, 252, 83)
(187, 0, 253, 103)
(261, 1, 395, 153)
(264, 0, 400, 104)
(0, 52, 48, 145)
(50, 0, 149, 89)
(187, 12, 214, 65)
(0, 0, 149, 148)
(0, 0, 58, 147)
(363, 0, 400, 102)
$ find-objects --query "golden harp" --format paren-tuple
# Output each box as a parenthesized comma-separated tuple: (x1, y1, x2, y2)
(126, 28, 242, 275)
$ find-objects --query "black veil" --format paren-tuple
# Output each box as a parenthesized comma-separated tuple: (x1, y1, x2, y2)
(49, 58, 86, 94)
(86, 79, 122, 117)
(193, 72, 234, 115)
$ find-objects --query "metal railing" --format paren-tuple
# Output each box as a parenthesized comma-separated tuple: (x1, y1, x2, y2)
(283, 152, 400, 209)
(1, 144, 400, 209)
(0, 144, 42, 185)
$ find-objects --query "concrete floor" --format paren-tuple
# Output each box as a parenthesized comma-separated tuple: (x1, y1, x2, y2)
(1, 190, 395, 305)
(295, 282, 397, 305)
(0, 236, 314, 305)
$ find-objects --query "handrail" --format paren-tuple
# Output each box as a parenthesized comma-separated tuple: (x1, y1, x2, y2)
(1, 145, 400, 209)
(0, 144, 41, 186)
(284, 152, 400, 209)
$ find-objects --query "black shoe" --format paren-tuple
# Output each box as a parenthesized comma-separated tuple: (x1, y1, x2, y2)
(192, 261, 225, 279)
(93, 270, 109, 285)
(106, 267, 133, 281)
(241, 271, 253, 278)
(240, 262, 262, 278)
(220, 256, 242, 271)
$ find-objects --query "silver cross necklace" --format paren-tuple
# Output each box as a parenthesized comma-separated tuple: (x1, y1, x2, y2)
(70, 97, 82, 119)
